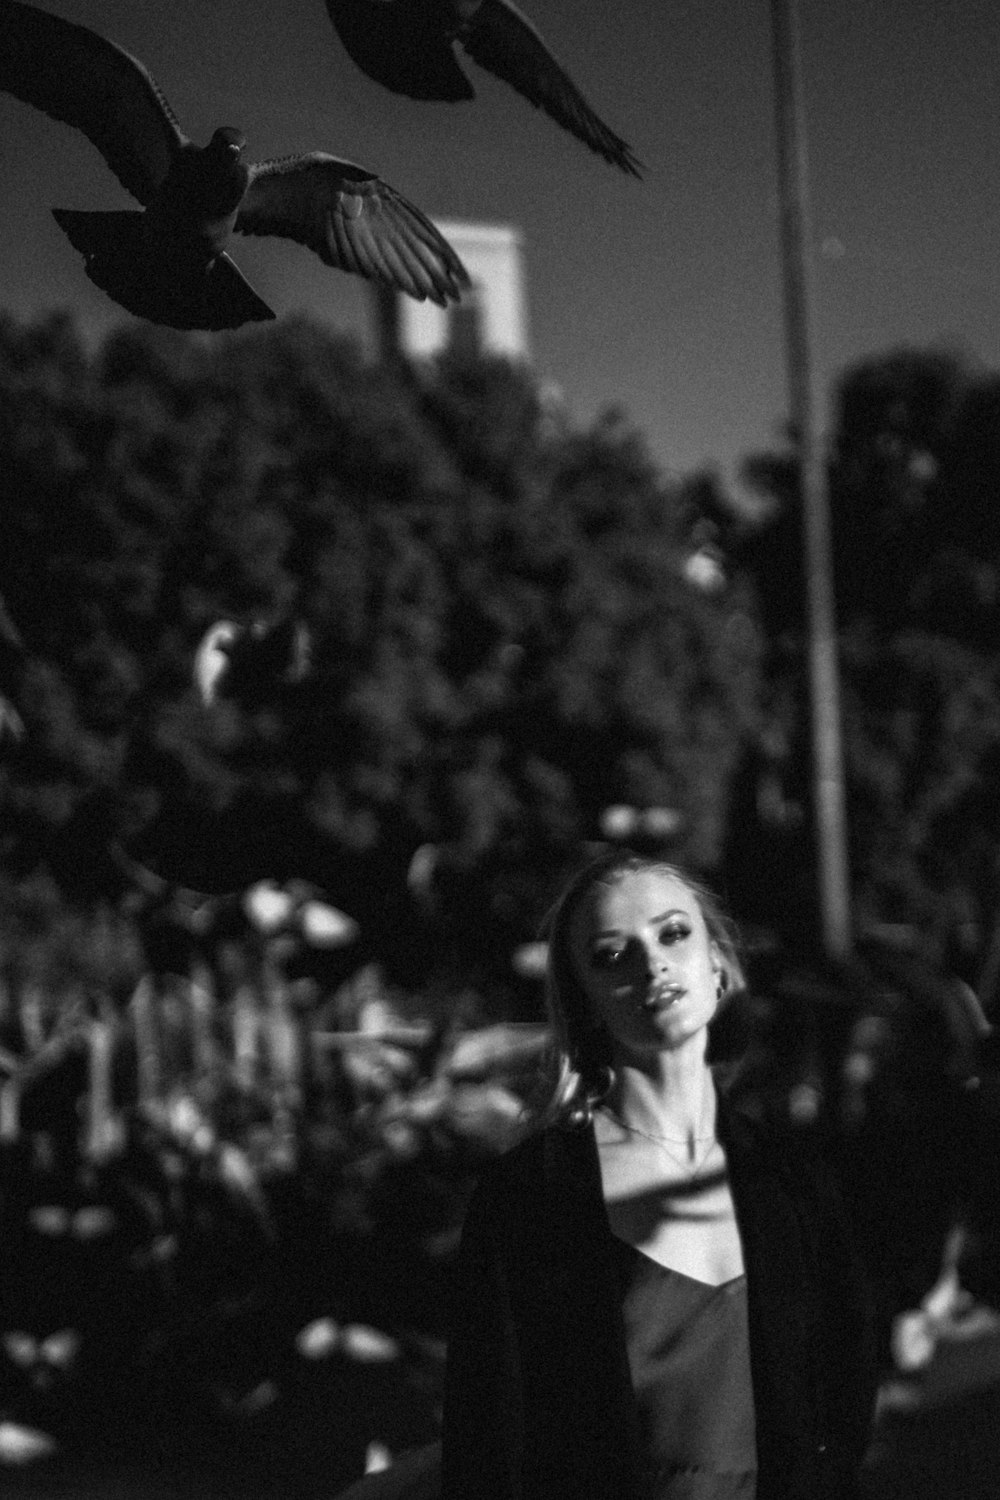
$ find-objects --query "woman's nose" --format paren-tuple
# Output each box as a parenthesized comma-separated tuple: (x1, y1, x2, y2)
(639, 942, 666, 977)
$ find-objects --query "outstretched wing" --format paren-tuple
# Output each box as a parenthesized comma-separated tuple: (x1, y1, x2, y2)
(464, 0, 642, 177)
(0, 0, 184, 203)
(323, 0, 474, 102)
(238, 154, 470, 305)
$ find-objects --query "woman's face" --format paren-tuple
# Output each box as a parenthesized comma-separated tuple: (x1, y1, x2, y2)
(568, 868, 722, 1064)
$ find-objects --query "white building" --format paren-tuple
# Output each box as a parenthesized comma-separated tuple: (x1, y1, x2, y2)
(373, 221, 529, 363)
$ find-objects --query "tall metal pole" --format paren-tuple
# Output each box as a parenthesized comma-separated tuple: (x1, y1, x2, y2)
(769, 0, 852, 958)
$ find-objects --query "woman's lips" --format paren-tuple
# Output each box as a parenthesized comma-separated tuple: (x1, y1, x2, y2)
(641, 985, 686, 1011)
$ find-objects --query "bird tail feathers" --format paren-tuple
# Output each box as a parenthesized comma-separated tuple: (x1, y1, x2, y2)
(52, 209, 275, 330)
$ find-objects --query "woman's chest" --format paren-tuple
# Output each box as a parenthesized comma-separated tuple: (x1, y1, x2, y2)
(599, 1138, 748, 1284)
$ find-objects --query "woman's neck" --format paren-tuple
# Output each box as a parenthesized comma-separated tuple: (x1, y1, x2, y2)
(605, 1050, 717, 1146)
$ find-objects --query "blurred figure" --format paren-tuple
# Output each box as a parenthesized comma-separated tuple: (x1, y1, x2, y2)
(861, 1021, 1000, 1500)
(334, 1442, 441, 1500)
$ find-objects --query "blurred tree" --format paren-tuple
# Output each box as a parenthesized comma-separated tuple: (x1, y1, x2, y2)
(725, 344, 1000, 987)
(0, 311, 762, 1009)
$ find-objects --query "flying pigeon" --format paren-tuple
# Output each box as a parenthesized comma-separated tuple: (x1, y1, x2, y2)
(323, 0, 642, 177)
(0, 0, 470, 329)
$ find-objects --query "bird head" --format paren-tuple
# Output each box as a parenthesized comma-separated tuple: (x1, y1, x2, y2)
(190, 127, 251, 221)
(209, 127, 247, 160)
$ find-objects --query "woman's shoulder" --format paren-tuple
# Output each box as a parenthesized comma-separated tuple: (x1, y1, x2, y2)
(719, 1090, 848, 1191)
(477, 1116, 583, 1174)
(466, 1117, 593, 1206)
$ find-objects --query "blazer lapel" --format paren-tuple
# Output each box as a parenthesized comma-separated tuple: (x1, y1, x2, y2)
(720, 1102, 820, 1485)
(509, 1124, 645, 1499)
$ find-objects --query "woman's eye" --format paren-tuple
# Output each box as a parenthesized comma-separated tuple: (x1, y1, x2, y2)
(590, 946, 625, 969)
(659, 925, 690, 945)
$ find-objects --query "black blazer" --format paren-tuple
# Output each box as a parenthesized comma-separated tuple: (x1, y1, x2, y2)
(441, 1097, 878, 1500)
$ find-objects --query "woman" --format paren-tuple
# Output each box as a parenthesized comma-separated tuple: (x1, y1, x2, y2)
(440, 849, 878, 1500)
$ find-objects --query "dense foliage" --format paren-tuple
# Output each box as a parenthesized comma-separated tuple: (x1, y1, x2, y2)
(0, 310, 761, 1006)
(0, 310, 768, 1487)
(4, 314, 1000, 1489)
(726, 347, 1000, 988)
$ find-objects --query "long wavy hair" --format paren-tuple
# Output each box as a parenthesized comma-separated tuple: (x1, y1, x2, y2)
(538, 849, 746, 1125)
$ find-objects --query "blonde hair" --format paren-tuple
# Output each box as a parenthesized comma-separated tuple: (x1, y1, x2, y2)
(539, 849, 745, 1124)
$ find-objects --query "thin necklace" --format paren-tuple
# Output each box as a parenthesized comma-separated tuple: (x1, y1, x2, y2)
(599, 1104, 719, 1176)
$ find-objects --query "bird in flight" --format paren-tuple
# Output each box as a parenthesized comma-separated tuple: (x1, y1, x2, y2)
(323, 0, 642, 178)
(0, 0, 470, 329)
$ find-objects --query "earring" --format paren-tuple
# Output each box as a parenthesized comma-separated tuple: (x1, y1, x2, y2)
(573, 1063, 615, 1128)
(714, 970, 727, 1002)
(592, 1064, 615, 1103)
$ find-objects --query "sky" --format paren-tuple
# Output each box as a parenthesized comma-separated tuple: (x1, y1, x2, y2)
(2, 0, 1000, 497)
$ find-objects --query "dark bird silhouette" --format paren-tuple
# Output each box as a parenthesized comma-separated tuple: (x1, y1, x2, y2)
(0, 0, 470, 329)
(323, 0, 642, 177)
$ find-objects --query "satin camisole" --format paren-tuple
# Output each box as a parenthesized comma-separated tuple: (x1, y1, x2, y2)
(612, 1236, 758, 1500)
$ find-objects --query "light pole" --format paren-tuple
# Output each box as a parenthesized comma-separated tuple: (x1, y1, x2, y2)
(769, 0, 852, 958)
